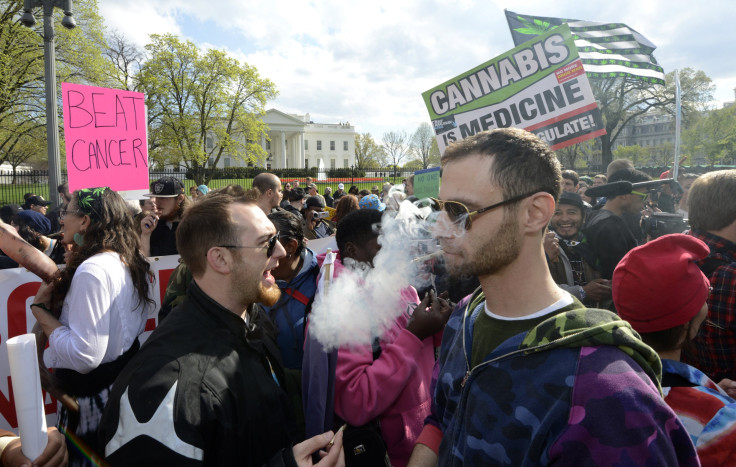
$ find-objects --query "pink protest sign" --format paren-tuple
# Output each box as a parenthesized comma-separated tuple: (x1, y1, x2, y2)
(62, 83, 148, 192)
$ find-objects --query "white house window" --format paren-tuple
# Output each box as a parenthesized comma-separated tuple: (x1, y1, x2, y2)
(206, 137, 213, 149)
(266, 140, 271, 150)
(224, 157, 231, 167)
(344, 141, 348, 151)
(344, 158, 349, 168)
(317, 140, 322, 150)
(330, 159, 336, 169)
(305, 140, 308, 150)
(330, 141, 335, 151)
(305, 159, 309, 169)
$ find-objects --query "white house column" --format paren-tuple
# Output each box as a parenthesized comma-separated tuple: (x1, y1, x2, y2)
(280, 131, 286, 168)
(299, 133, 305, 169)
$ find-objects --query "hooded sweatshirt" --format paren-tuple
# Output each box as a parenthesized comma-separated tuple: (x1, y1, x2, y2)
(429, 290, 699, 466)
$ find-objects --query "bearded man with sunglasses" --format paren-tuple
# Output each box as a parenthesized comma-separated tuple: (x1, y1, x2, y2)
(100, 190, 344, 466)
(408, 128, 697, 466)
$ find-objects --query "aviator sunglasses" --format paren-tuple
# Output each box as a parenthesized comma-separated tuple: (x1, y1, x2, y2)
(430, 190, 541, 230)
(210, 232, 280, 257)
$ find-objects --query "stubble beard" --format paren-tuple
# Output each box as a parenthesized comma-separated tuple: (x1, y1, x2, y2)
(446, 212, 521, 279)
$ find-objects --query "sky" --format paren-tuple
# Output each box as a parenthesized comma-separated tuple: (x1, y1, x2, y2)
(98, 0, 736, 143)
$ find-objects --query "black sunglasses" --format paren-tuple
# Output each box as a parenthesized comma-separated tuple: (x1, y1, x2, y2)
(430, 190, 540, 230)
(210, 233, 280, 257)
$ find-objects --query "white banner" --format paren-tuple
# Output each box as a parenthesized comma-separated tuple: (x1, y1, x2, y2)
(0, 255, 181, 431)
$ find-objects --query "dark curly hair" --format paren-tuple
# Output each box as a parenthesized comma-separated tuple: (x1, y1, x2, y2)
(332, 194, 359, 224)
(51, 188, 154, 313)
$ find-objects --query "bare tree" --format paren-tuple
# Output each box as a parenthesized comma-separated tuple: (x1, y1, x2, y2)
(410, 122, 438, 169)
(382, 130, 410, 170)
(104, 30, 144, 91)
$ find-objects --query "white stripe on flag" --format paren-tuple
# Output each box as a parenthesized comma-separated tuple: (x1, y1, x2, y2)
(581, 64, 665, 78)
(574, 27, 634, 38)
(579, 51, 656, 63)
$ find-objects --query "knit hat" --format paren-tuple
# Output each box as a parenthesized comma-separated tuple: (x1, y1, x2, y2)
(613, 234, 711, 333)
(558, 191, 584, 212)
(359, 194, 386, 212)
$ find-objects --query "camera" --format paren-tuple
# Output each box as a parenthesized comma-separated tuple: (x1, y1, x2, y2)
(314, 211, 330, 219)
(642, 212, 688, 240)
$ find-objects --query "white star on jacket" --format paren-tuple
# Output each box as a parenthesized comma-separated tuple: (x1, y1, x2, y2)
(105, 380, 204, 460)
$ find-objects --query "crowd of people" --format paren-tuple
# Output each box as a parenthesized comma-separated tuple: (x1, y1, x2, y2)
(1, 127, 735, 466)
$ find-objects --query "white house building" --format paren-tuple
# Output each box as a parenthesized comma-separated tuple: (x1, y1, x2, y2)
(216, 109, 358, 170)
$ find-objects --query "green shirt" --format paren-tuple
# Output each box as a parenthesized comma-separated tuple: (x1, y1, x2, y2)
(471, 304, 558, 368)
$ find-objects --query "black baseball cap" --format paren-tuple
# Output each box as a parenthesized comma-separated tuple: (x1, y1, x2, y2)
(24, 195, 52, 209)
(558, 191, 584, 211)
(145, 177, 185, 198)
(305, 196, 325, 209)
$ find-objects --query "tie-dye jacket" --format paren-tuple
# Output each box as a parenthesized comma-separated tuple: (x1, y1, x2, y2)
(431, 292, 700, 466)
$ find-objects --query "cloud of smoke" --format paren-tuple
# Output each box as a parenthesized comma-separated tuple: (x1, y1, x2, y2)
(309, 199, 442, 350)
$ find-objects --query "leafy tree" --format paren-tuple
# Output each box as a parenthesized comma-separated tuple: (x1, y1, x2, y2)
(410, 122, 439, 169)
(683, 105, 736, 166)
(138, 34, 277, 184)
(612, 144, 649, 167)
(381, 130, 410, 170)
(649, 142, 674, 167)
(402, 159, 424, 170)
(0, 122, 45, 183)
(0, 0, 112, 166)
(592, 68, 714, 168)
(354, 133, 383, 169)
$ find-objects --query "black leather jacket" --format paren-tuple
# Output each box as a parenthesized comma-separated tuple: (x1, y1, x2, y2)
(99, 281, 298, 466)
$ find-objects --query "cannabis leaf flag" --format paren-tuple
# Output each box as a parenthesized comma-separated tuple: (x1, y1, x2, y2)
(504, 10, 665, 85)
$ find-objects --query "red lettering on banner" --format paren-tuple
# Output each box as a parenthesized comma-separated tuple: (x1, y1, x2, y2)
(6, 282, 41, 343)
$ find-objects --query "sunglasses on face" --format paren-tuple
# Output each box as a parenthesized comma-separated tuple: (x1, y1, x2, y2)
(211, 232, 280, 257)
(630, 190, 648, 202)
(430, 190, 540, 230)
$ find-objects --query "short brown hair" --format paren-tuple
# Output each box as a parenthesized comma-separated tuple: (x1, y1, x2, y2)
(688, 170, 736, 231)
(441, 128, 561, 201)
(176, 185, 258, 276)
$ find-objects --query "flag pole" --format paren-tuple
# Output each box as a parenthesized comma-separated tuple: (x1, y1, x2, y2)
(672, 69, 682, 180)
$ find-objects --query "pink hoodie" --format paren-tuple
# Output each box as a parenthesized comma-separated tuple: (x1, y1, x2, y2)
(330, 272, 438, 467)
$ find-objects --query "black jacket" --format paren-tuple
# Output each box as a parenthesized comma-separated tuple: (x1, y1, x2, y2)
(99, 281, 298, 466)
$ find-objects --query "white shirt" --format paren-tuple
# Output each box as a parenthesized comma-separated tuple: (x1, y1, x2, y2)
(44, 252, 149, 373)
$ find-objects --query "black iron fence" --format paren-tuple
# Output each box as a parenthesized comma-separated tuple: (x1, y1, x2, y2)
(4, 164, 732, 207)
(0, 167, 421, 206)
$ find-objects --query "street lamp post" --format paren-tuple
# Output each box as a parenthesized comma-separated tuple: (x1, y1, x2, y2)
(20, 0, 75, 207)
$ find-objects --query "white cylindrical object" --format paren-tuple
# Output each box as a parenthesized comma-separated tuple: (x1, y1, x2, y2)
(6, 333, 48, 460)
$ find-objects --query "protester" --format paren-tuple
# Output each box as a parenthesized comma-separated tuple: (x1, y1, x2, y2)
(253, 173, 283, 214)
(613, 234, 736, 465)
(189, 185, 200, 200)
(0, 204, 20, 224)
(282, 181, 293, 208)
(47, 183, 72, 233)
(583, 168, 651, 279)
(284, 187, 308, 217)
(330, 194, 359, 224)
(348, 185, 359, 196)
(323, 186, 334, 208)
(408, 128, 697, 466)
(405, 175, 414, 196)
(139, 176, 190, 257)
(561, 169, 580, 192)
(676, 172, 699, 219)
(593, 174, 607, 186)
(30, 187, 154, 466)
(262, 210, 320, 438)
(302, 196, 334, 240)
(358, 193, 386, 212)
(682, 170, 736, 383)
(23, 195, 52, 215)
(333, 183, 346, 201)
(545, 191, 611, 306)
(139, 197, 157, 214)
(99, 189, 343, 466)
(14, 210, 64, 263)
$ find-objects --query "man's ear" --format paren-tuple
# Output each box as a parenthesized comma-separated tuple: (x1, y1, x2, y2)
(205, 247, 232, 275)
(342, 241, 357, 260)
(523, 193, 556, 233)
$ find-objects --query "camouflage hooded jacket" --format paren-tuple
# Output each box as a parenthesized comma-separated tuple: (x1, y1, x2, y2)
(432, 291, 700, 466)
